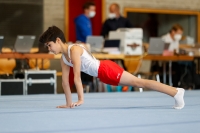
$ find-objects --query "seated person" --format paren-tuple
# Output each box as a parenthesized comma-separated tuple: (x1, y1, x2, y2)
(161, 24, 194, 87)
(161, 24, 183, 53)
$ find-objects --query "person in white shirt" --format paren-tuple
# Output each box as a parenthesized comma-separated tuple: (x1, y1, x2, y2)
(161, 24, 184, 87)
(162, 24, 183, 53)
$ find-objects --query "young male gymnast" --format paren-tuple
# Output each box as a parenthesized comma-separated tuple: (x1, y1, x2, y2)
(39, 26, 185, 109)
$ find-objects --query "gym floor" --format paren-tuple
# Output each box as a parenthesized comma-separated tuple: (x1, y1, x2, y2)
(0, 90, 200, 133)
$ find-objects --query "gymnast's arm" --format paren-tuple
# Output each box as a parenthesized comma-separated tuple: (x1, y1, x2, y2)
(57, 58, 72, 108)
(70, 46, 84, 106)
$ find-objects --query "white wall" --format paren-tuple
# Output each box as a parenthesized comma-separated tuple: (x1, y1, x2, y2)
(43, 0, 65, 31)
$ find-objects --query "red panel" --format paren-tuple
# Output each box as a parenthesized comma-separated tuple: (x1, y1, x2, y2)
(69, 67, 74, 87)
(91, 0, 102, 36)
(68, 0, 102, 42)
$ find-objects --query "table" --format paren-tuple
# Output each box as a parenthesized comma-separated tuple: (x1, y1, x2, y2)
(181, 47, 200, 74)
(172, 46, 200, 74)
(0, 53, 54, 69)
(0, 53, 54, 59)
(143, 55, 194, 86)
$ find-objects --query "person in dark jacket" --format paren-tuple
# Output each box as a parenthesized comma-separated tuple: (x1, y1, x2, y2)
(101, 3, 133, 38)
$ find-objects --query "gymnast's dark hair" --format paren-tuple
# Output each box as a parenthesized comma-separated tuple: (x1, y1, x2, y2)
(39, 26, 66, 44)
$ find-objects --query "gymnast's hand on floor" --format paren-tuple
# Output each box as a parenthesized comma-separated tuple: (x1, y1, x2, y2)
(56, 105, 71, 108)
(70, 100, 84, 108)
(56, 100, 83, 108)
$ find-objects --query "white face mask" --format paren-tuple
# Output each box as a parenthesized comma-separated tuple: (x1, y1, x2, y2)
(108, 13, 116, 19)
(89, 11, 96, 18)
(174, 34, 182, 41)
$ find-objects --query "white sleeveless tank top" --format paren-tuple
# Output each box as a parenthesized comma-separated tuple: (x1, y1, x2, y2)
(62, 44, 100, 77)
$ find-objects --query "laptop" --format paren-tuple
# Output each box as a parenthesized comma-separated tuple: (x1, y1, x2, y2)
(148, 37, 169, 55)
(14, 35, 36, 53)
(103, 39, 121, 54)
(86, 36, 104, 52)
(0, 36, 4, 53)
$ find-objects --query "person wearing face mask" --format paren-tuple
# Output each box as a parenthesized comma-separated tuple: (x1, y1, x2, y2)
(162, 24, 183, 53)
(101, 3, 133, 38)
(161, 24, 185, 87)
(74, 1, 96, 92)
(74, 1, 96, 42)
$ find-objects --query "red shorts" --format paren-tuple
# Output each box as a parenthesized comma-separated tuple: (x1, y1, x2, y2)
(98, 60, 124, 86)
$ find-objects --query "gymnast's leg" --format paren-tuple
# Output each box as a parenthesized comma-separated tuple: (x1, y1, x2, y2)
(119, 71, 185, 109)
